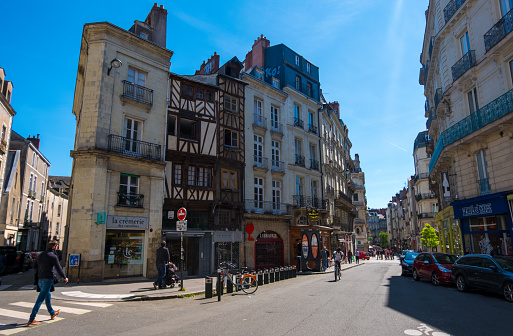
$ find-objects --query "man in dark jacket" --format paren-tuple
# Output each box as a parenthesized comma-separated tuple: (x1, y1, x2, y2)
(154, 240, 170, 289)
(27, 240, 68, 326)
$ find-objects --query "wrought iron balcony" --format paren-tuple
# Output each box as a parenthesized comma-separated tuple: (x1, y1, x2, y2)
(253, 115, 267, 129)
(415, 193, 436, 201)
(108, 134, 162, 161)
(430, 88, 513, 173)
(295, 154, 305, 167)
(484, 9, 513, 52)
(336, 191, 353, 205)
(292, 195, 327, 210)
(310, 159, 319, 170)
(417, 212, 435, 219)
(244, 200, 290, 215)
(253, 155, 269, 170)
(122, 80, 153, 106)
(444, 0, 467, 24)
(117, 192, 144, 208)
(308, 124, 318, 135)
(478, 178, 491, 196)
(325, 186, 335, 197)
(270, 121, 283, 134)
(451, 50, 476, 82)
(271, 160, 285, 173)
(293, 117, 304, 129)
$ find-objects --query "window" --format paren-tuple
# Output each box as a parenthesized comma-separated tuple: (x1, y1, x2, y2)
(32, 153, 36, 166)
(124, 117, 141, 152)
(188, 166, 195, 186)
(181, 84, 193, 97)
(294, 104, 301, 121)
(120, 174, 139, 195)
(222, 169, 237, 189)
(188, 166, 212, 187)
(196, 89, 204, 99)
(467, 88, 479, 114)
(272, 180, 281, 212)
(140, 33, 147, 39)
(295, 76, 301, 91)
(271, 106, 280, 129)
(460, 31, 471, 56)
(254, 178, 264, 210)
(1, 125, 5, 142)
(295, 138, 303, 156)
(272, 141, 281, 167)
(180, 118, 197, 140)
(206, 91, 213, 102)
(55, 222, 60, 235)
(10, 198, 15, 222)
(57, 204, 61, 217)
(40, 182, 45, 200)
(168, 115, 176, 136)
(501, 0, 513, 16)
(254, 135, 263, 164)
(128, 67, 146, 87)
(295, 176, 304, 196)
(174, 164, 182, 185)
(353, 193, 359, 202)
(295, 54, 300, 66)
(308, 111, 314, 128)
(254, 98, 263, 118)
(224, 95, 237, 112)
(224, 129, 238, 147)
(306, 62, 311, 73)
(312, 180, 318, 199)
(309, 143, 316, 162)
(29, 174, 33, 193)
(509, 60, 513, 86)
(272, 78, 280, 88)
(476, 150, 490, 195)
(307, 82, 312, 96)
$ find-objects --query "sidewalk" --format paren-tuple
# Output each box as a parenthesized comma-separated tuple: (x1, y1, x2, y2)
(1, 262, 363, 302)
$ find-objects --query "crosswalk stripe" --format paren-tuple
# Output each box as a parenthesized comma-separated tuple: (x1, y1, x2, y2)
(0, 322, 29, 336)
(0, 308, 63, 322)
(61, 291, 130, 299)
(10, 302, 91, 315)
(56, 301, 112, 308)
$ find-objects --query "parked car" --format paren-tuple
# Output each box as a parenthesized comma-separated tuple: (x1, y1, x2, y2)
(15, 251, 35, 272)
(451, 254, 513, 302)
(399, 250, 414, 263)
(401, 252, 420, 276)
(0, 246, 17, 274)
(412, 252, 457, 285)
(358, 251, 370, 260)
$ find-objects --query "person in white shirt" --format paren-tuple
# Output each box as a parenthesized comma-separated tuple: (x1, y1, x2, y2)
(333, 248, 344, 269)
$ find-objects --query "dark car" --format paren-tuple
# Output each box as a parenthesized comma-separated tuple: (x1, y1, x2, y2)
(399, 250, 414, 263)
(401, 252, 419, 276)
(412, 252, 457, 285)
(451, 254, 513, 302)
(0, 246, 17, 274)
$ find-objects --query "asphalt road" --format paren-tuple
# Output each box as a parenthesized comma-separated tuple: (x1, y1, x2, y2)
(4, 260, 513, 336)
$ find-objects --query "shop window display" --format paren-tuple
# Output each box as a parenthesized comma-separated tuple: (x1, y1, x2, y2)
(104, 230, 145, 278)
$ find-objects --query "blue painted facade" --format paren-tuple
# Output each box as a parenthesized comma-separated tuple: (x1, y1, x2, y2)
(263, 44, 320, 102)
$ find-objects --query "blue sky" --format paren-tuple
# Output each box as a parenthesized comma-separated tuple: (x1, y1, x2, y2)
(1, 0, 428, 209)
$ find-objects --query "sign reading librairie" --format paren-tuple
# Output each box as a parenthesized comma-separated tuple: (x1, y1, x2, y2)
(107, 216, 149, 229)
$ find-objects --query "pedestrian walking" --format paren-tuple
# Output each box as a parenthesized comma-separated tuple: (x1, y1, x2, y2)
(154, 240, 170, 289)
(347, 250, 353, 264)
(321, 246, 328, 271)
(27, 240, 68, 326)
(17, 250, 25, 273)
(355, 251, 360, 264)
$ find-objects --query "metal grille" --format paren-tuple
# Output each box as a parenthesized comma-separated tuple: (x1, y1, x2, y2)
(215, 242, 240, 269)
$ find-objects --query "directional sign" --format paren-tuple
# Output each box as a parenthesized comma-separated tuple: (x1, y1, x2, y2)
(69, 254, 80, 267)
(177, 220, 187, 231)
(177, 207, 187, 221)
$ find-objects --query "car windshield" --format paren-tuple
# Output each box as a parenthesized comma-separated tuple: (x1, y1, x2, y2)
(494, 258, 513, 271)
(405, 253, 419, 260)
(434, 254, 457, 264)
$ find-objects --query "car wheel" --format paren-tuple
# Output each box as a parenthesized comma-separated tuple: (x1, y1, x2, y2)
(412, 269, 420, 281)
(503, 282, 513, 302)
(401, 267, 406, 276)
(431, 272, 440, 286)
(456, 275, 467, 292)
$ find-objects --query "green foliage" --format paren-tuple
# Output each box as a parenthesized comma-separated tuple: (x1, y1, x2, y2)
(421, 223, 439, 249)
(379, 231, 389, 248)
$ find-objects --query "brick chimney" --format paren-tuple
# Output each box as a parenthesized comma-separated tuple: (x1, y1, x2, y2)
(195, 52, 220, 75)
(328, 101, 340, 119)
(28, 134, 40, 150)
(245, 34, 270, 70)
(145, 3, 167, 48)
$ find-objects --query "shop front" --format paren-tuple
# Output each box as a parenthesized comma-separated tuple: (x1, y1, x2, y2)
(435, 206, 463, 256)
(254, 231, 283, 270)
(452, 191, 513, 256)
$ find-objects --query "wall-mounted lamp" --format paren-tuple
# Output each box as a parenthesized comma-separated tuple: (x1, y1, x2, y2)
(107, 58, 122, 76)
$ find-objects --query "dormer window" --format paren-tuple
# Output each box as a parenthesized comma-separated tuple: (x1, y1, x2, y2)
(295, 55, 300, 66)
(306, 62, 311, 73)
(140, 33, 147, 39)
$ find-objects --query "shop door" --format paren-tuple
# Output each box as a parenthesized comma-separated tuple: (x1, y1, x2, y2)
(255, 231, 283, 270)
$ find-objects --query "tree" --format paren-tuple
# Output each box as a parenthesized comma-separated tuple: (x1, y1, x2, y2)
(379, 231, 389, 248)
(421, 223, 439, 251)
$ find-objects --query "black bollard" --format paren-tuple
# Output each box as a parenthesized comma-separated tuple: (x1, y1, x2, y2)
(258, 270, 263, 286)
(280, 267, 284, 280)
(293, 265, 297, 277)
(264, 269, 269, 284)
(275, 267, 280, 282)
(285, 266, 290, 279)
(226, 275, 234, 293)
(217, 272, 222, 301)
(269, 268, 275, 283)
(205, 277, 213, 299)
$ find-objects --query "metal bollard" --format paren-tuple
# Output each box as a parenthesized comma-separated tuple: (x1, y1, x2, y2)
(280, 267, 285, 280)
(264, 269, 269, 284)
(275, 267, 281, 282)
(226, 275, 234, 293)
(235, 273, 241, 292)
(257, 270, 263, 286)
(205, 277, 213, 298)
(288, 266, 293, 278)
(285, 266, 290, 279)
(293, 265, 297, 277)
(269, 268, 275, 283)
(217, 272, 222, 301)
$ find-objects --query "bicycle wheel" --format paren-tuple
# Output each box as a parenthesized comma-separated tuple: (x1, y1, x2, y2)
(240, 275, 258, 294)
(334, 267, 338, 282)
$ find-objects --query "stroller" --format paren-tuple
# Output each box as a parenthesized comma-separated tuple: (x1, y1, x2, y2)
(164, 263, 180, 288)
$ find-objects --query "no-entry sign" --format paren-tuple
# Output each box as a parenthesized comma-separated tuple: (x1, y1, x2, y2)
(177, 207, 187, 221)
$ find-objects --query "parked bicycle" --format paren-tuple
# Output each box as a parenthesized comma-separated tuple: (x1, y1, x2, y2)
(218, 262, 258, 294)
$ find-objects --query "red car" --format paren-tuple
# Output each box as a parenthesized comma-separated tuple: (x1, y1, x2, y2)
(412, 252, 458, 285)
(357, 251, 370, 260)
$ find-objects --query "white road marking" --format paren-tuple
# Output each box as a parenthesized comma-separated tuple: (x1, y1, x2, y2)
(0, 308, 63, 322)
(0, 322, 29, 335)
(56, 301, 112, 308)
(61, 291, 131, 299)
(10, 302, 91, 315)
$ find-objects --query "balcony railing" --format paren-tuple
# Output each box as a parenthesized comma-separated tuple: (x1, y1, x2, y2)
(353, 183, 365, 190)
(271, 160, 285, 173)
(485, 9, 513, 52)
(478, 178, 491, 196)
(308, 124, 318, 135)
(108, 134, 162, 161)
(295, 154, 305, 167)
(254, 156, 269, 170)
(270, 121, 283, 134)
(434, 88, 443, 110)
(292, 82, 316, 99)
(426, 108, 437, 129)
(451, 50, 476, 82)
(253, 115, 267, 129)
(310, 159, 319, 170)
(244, 200, 290, 215)
(117, 192, 144, 208)
(444, 0, 467, 24)
(430, 88, 513, 172)
(415, 193, 436, 201)
(336, 191, 352, 205)
(325, 186, 335, 197)
(353, 201, 365, 206)
(418, 212, 435, 219)
(293, 117, 304, 129)
(292, 195, 327, 210)
(122, 80, 153, 106)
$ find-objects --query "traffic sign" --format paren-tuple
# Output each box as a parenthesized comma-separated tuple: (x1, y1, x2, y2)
(177, 220, 187, 231)
(177, 207, 187, 221)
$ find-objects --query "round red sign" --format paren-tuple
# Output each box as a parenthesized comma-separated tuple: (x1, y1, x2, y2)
(177, 207, 187, 221)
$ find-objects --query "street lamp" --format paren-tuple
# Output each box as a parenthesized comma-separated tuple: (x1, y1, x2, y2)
(107, 58, 122, 76)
